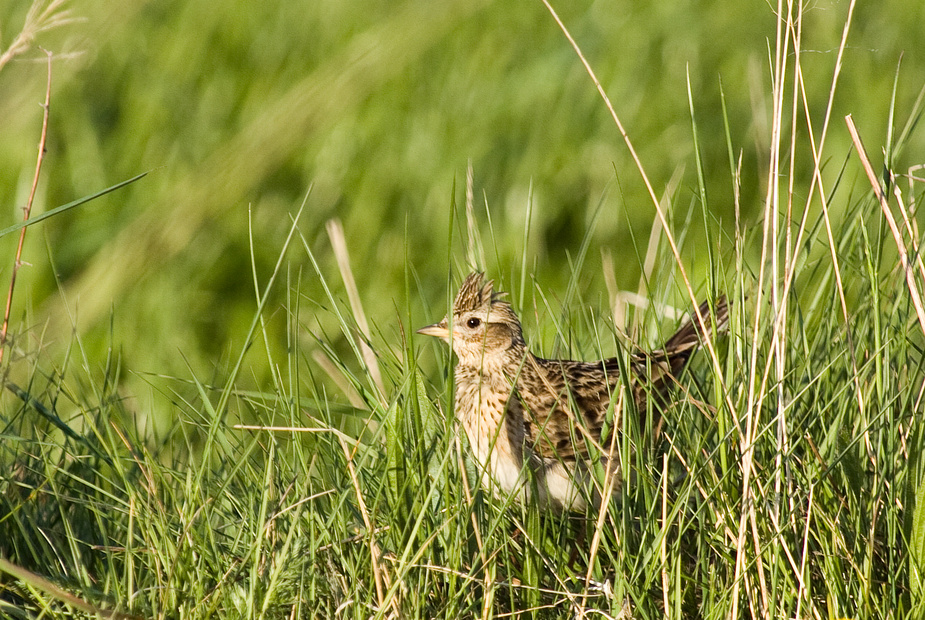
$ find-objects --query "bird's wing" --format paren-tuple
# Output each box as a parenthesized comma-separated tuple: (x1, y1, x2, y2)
(513, 296, 729, 462)
(514, 357, 620, 463)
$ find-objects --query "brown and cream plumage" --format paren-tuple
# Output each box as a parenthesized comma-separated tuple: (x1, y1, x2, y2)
(418, 272, 727, 511)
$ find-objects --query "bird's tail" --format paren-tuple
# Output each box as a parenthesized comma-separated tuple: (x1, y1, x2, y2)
(659, 295, 729, 374)
(632, 295, 730, 416)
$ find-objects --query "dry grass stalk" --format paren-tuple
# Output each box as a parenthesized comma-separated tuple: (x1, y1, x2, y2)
(0, 50, 52, 364)
(0, 0, 74, 73)
(846, 114, 925, 338)
(325, 218, 386, 405)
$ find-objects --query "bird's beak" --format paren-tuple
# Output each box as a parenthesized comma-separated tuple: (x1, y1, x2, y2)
(417, 318, 450, 342)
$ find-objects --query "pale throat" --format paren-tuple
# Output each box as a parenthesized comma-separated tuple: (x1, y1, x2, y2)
(453, 337, 514, 371)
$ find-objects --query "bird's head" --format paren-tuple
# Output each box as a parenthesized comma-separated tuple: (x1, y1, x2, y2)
(417, 272, 525, 366)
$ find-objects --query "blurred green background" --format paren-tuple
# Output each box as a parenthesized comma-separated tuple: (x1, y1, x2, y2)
(0, 0, 923, 429)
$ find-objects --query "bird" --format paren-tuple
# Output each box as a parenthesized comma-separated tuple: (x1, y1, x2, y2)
(417, 272, 728, 511)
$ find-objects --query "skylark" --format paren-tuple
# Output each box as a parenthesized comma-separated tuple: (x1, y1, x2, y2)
(418, 272, 728, 511)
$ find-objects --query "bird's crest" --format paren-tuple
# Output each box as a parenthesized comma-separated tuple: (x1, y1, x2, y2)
(453, 272, 507, 315)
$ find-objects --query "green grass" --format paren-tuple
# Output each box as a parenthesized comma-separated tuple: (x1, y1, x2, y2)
(2, 0, 925, 618)
(5, 196, 925, 618)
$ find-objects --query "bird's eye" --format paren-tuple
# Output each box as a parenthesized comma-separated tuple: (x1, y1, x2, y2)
(466, 317, 481, 329)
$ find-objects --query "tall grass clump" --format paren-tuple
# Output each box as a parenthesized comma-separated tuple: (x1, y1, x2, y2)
(2, 1, 925, 620)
